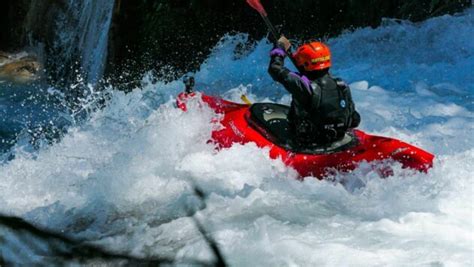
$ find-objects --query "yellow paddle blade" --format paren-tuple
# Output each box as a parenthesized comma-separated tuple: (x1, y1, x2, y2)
(240, 94, 252, 105)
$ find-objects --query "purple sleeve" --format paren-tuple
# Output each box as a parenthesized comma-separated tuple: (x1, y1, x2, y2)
(270, 48, 287, 57)
(289, 72, 313, 95)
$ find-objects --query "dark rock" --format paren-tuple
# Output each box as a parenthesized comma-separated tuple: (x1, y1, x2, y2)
(0, 51, 42, 84)
(108, 0, 471, 83)
(0, 0, 471, 85)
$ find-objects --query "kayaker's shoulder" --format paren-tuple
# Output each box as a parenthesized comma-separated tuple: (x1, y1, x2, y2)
(331, 76, 348, 87)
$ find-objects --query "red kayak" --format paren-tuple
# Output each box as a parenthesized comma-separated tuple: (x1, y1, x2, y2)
(177, 92, 434, 178)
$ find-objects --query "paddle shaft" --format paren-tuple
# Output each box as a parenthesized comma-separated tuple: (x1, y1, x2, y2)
(248, 0, 299, 69)
(261, 14, 279, 42)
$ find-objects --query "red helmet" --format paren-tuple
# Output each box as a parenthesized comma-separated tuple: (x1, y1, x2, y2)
(293, 42, 331, 71)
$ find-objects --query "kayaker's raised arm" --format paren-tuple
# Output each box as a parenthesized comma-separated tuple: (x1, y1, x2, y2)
(268, 45, 313, 99)
(268, 46, 289, 82)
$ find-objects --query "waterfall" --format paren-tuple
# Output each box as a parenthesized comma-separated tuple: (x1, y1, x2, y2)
(51, 0, 115, 85)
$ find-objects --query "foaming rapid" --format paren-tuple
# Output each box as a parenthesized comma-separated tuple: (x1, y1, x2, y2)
(1, 9, 473, 265)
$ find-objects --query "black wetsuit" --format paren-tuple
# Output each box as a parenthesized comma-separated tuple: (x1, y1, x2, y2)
(268, 47, 361, 145)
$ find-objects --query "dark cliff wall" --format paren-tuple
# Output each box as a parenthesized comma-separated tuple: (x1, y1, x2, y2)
(108, 0, 471, 82)
(0, 0, 71, 52)
(0, 0, 471, 83)
(0, 0, 31, 51)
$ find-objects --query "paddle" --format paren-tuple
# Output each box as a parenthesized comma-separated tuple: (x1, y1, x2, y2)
(240, 94, 252, 105)
(246, 0, 299, 69)
(246, 0, 279, 42)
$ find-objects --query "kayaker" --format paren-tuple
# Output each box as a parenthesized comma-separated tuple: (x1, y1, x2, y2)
(268, 36, 361, 145)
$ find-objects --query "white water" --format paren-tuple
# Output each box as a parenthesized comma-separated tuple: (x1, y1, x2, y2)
(53, 0, 115, 84)
(1, 9, 473, 266)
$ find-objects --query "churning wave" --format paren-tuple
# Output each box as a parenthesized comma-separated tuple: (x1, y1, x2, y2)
(1, 8, 473, 266)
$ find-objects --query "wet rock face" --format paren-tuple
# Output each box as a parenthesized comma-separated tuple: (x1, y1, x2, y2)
(0, 0, 471, 85)
(110, 0, 472, 81)
(0, 51, 42, 84)
(0, 0, 30, 51)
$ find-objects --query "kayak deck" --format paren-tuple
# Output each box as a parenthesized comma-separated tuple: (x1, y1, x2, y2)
(177, 92, 434, 178)
(248, 103, 359, 154)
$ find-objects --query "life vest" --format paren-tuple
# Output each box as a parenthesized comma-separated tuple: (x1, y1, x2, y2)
(295, 75, 355, 143)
